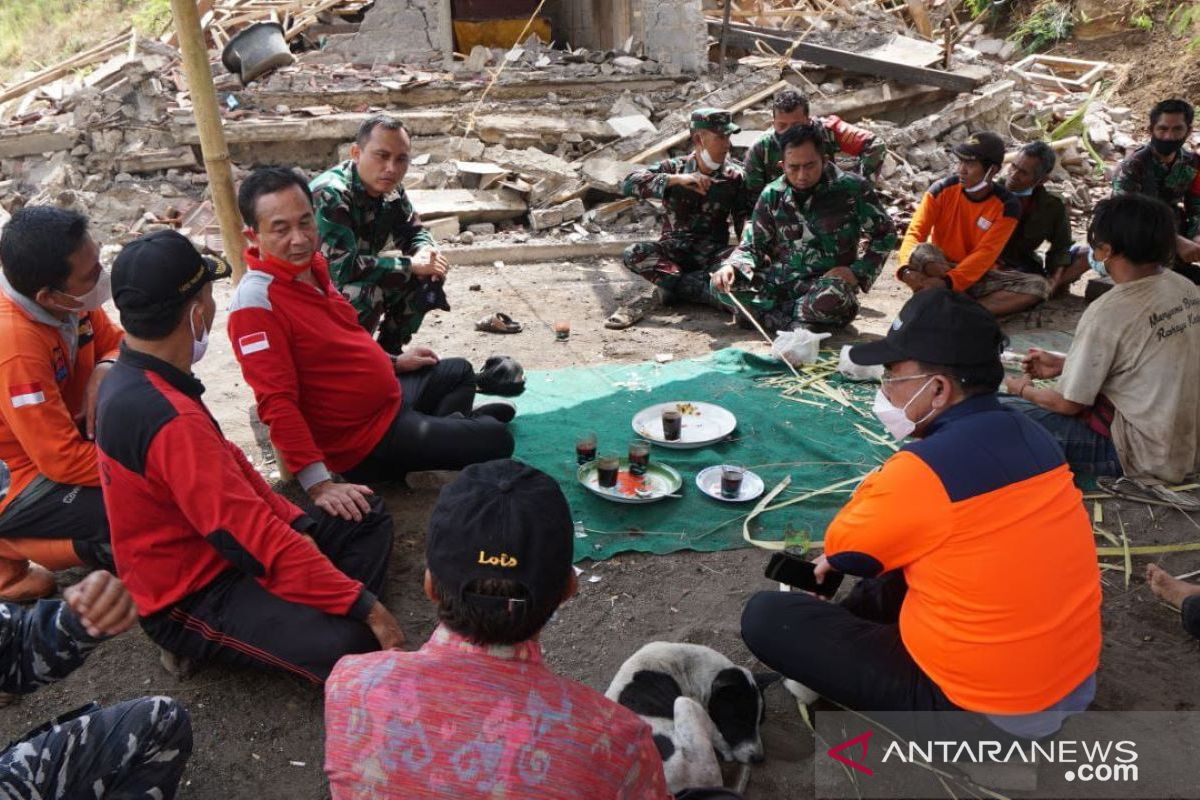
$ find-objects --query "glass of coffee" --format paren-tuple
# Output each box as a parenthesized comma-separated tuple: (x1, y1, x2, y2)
(576, 432, 598, 464)
(628, 441, 651, 477)
(661, 409, 682, 441)
(597, 455, 620, 488)
(720, 465, 745, 499)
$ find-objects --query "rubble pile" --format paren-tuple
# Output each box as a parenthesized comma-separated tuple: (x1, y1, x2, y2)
(0, 0, 1152, 258)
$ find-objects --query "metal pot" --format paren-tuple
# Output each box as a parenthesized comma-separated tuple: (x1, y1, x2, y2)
(221, 22, 295, 85)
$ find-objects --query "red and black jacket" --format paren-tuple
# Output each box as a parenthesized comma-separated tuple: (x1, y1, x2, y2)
(95, 345, 373, 621)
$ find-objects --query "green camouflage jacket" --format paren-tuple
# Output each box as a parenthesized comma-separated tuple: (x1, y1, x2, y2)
(725, 164, 897, 291)
(744, 116, 887, 197)
(309, 160, 436, 295)
(1112, 144, 1200, 238)
(621, 154, 753, 246)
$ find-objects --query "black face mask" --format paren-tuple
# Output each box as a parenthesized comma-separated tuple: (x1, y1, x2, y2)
(1151, 136, 1185, 157)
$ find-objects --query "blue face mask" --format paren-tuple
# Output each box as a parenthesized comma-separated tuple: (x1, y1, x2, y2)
(1009, 186, 1034, 197)
(1088, 246, 1109, 278)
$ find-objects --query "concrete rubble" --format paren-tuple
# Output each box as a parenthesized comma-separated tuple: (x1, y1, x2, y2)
(0, 0, 1148, 257)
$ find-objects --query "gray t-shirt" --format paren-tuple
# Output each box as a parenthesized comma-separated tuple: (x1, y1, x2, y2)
(1059, 270, 1200, 483)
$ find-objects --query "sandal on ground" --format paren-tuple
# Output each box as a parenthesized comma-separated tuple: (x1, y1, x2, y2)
(1096, 476, 1200, 511)
(474, 312, 523, 334)
(604, 306, 641, 330)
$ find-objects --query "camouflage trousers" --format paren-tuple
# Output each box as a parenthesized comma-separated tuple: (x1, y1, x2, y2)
(622, 238, 733, 306)
(345, 278, 441, 356)
(0, 696, 192, 800)
(721, 274, 860, 334)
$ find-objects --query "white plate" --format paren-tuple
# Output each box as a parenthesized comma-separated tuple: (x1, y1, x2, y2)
(695, 465, 765, 503)
(578, 460, 683, 504)
(632, 401, 737, 449)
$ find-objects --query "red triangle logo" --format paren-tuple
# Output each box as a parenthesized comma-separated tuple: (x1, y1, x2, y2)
(827, 730, 875, 776)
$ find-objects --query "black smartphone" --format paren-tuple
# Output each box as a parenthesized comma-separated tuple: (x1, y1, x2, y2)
(764, 552, 843, 597)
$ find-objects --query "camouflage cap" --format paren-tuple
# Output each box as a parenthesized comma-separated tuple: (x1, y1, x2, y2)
(691, 107, 740, 135)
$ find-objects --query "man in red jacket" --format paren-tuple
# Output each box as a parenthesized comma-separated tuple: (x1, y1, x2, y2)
(228, 167, 514, 521)
(95, 230, 403, 682)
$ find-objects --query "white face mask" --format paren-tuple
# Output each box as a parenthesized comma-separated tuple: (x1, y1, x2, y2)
(55, 270, 111, 313)
(190, 303, 210, 365)
(698, 147, 724, 171)
(964, 167, 995, 194)
(872, 377, 937, 441)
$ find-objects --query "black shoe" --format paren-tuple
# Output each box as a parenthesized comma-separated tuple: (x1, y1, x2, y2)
(471, 400, 517, 423)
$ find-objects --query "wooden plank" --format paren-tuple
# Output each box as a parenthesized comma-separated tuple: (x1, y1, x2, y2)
(407, 188, 528, 224)
(709, 19, 980, 92)
(905, 0, 934, 38)
(0, 31, 131, 106)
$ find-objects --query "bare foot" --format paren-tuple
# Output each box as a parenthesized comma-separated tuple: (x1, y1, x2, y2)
(1146, 564, 1200, 609)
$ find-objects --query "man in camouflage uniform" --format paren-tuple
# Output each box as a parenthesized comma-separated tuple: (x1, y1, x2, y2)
(1112, 98, 1200, 284)
(310, 114, 450, 354)
(713, 121, 896, 333)
(605, 108, 753, 330)
(0, 570, 192, 799)
(744, 88, 887, 201)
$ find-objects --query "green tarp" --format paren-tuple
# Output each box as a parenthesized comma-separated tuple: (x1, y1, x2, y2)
(509, 348, 894, 562)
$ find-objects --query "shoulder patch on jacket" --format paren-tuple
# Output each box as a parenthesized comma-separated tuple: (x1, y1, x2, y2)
(928, 175, 961, 198)
(227, 270, 274, 313)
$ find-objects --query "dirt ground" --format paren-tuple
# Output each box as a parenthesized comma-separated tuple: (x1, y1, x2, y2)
(1, 254, 1198, 799)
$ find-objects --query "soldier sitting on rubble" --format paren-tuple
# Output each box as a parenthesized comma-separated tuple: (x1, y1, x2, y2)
(0, 207, 120, 601)
(710, 121, 896, 334)
(896, 131, 1024, 316)
(1112, 98, 1200, 284)
(310, 114, 450, 355)
(604, 108, 752, 330)
(743, 88, 887, 199)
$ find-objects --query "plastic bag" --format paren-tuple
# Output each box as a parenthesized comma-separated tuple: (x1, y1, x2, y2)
(837, 344, 884, 382)
(771, 329, 831, 366)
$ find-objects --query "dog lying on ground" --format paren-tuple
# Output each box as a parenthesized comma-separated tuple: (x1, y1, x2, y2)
(605, 642, 773, 791)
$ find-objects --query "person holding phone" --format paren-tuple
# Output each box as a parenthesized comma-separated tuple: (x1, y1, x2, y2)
(741, 289, 1101, 739)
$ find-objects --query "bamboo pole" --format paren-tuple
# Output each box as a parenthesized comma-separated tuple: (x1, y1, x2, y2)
(170, 0, 246, 282)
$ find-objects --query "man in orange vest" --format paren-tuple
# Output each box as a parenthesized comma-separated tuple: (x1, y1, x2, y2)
(0, 207, 119, 600)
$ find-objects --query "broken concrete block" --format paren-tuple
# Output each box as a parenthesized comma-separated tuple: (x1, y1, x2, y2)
(483, 146, 578, 181)
(465, 45, 490, 72)
(975, 38, 1005, 56)
(558, 198, 586, 223)
(425, 215, 460, 241)
(1107, 106, 1132, 123)
(408, 188, 527, 225)
(116, 147, 198, 174)
(454, 161, 508, 190)
(607, 114, 657, 138)
(582, 158, 639, 195)
(466, 222, 496, 235)
(529, 207, 564, 230)
(0, 127, 80, 159)
(474, 115, 616, 146)
(731, 130, 763, 151)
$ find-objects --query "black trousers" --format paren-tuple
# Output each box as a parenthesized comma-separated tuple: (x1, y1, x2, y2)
(141, 499, 393, 683)
(742, 571, 959, 714)
(0, 476, 113, 569)
(344, 358, 514, 483)
(1184, 595, 1200, 640)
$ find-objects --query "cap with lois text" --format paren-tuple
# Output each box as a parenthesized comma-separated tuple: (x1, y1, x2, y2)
(426, 459, 574, 617)
(111, 230, 231, 322)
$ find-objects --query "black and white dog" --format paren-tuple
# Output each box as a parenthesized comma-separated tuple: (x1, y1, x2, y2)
(605, 643, 773, 790)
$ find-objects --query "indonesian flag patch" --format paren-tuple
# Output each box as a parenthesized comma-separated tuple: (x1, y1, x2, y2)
(9, 382, 45, 408)
(238, 332, 270, 355)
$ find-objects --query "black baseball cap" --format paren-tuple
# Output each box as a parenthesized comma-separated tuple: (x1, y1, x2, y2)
(112, 230, 231, 321)
(849, 289, 1004, 367)
(952, 131, 1006, 167)
(427, 459, 574, 617)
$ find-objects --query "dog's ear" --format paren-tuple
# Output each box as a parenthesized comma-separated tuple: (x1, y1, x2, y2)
(753, 671, 782, 692)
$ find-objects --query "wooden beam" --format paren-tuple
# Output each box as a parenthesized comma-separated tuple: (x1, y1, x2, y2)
(709, 19, 979, 92)
(0, 31, 131, 106)
(171, 0, 247, 281)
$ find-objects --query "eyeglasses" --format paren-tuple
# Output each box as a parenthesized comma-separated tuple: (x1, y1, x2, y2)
(881, 372, 937, 384)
